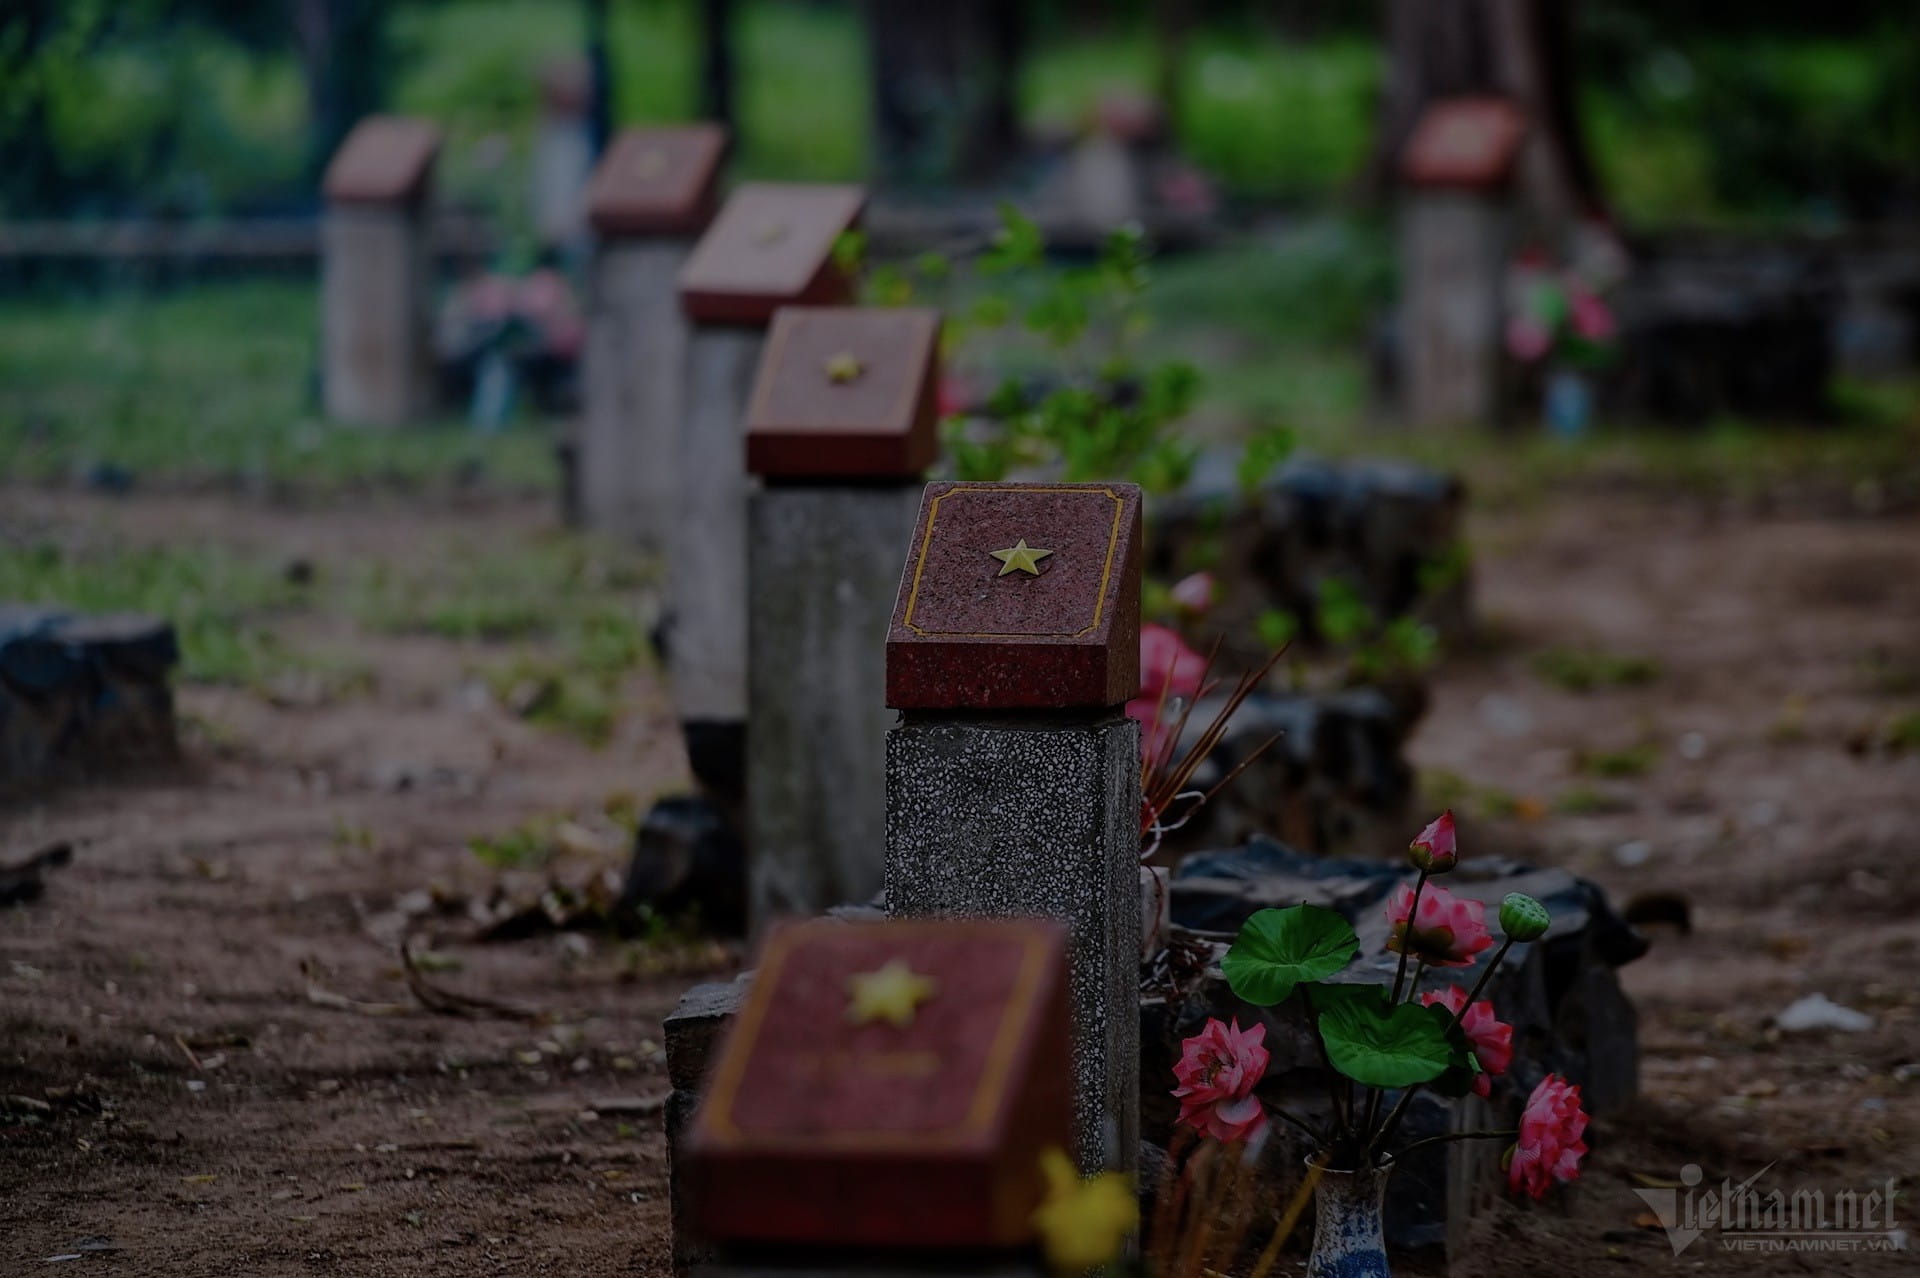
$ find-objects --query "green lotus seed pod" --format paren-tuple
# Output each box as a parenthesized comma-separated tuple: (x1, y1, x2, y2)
(1499, 892, 1550, 941)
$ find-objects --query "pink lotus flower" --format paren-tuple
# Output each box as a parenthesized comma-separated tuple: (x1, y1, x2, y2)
(1506, 315, 1552, 362)
(1421, 984, 1513, 1097)
(1408, 810, 1457, 873)
(1507, 1075, 1589, 1199)
(1172, 1017, 1269, 1144)
(1137, 623, 1206, 702)
(1169, 571, 1217, 616)
(1568, 287, 1616, 343)
(1385, 882, 1494, 968)
(1128, 624, 1208, 766)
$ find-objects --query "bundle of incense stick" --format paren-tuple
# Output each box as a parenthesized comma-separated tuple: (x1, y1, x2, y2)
(1139, 640, 1288, 858)
(1144, 1129, 1325, 1277)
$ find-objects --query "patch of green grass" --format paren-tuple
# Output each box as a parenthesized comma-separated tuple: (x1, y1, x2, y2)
(0, 282, 557, 495)
(1532, 647, 1662, 694)
(1578, 742, 1660, 779)
(350, 534, 651, 747)
(1885, 710, 1920, 753)
(468, 818, 555, 871)
(0, 539, 306, 686)
(1555, 785, 1635, 816)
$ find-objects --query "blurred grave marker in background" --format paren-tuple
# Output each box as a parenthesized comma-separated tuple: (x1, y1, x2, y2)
(1398, 97, 1524, 428)
(743, 305, 940, 933)
(883, 481, 1143, 1174)
(681, 917, 1069, 1271)
(668, 182, 866, 809)
(581, 124, 728, 550)
(321, 116, 442, 427)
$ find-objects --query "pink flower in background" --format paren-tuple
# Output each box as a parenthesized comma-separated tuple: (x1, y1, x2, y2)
(1138, 623, 1206, 702)
(937, 373, 969, 419)
(1385, 882, 1493, 968)
(1129, 624, 1208, 765)
(1421, 984, 1513, 1097)
(1173, 1017, 1270, 1144)
(1169, 571, 1217, 615)
(1568, 286, 1616, 343)
(1506, 314, 1553, 362)
(1408, 810, 1458, 873)
(1507, 1075, 1589, 1199)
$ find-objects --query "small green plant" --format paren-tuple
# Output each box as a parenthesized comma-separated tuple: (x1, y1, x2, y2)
(467, 819, 555, 871)
(1578, 742, 1660, 779)
(1532, 647, 1662, 693)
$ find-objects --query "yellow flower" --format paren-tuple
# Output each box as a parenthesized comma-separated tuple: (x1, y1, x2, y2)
(1031, 1146, 1136, 1272)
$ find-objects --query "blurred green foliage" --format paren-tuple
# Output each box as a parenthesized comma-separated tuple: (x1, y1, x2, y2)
(9, 1, 1910, 226)
(0, 539, 300, 685)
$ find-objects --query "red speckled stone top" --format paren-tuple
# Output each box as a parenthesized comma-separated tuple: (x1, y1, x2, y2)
(886, 481, 1142, 710)
(1401, 97, 1526, 190)
(683, 917, 1071, 1249)
(322, 116, 442, 207)
(585, 124, 728, 238)
(677, 182, 866, 327)
(744, 306, 941, 480)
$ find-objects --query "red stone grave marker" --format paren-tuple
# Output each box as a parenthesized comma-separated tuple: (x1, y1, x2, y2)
(678, 183, 866, 326)
(1400, 96, 1526, 191)
(585, 124, 729, 238)
(886, 481, 1143, 710)
(322, 116, 442, 207)
(683, 917, 1073, 1249)
(744, 307, 942, 481)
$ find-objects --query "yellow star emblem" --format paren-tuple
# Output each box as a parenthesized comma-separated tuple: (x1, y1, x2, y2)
(824, 351, 864, 383)
(846, 959, 937, 1028)
(990, 539, 1054, 577)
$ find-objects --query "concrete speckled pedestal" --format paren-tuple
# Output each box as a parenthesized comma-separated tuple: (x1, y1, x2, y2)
(669, 183, 866, 796)
(580, 125, 726, 549)
(883, 481, 1144, 1174)
(886, 711, 1140, 1171)
(744, 307, 941, 931)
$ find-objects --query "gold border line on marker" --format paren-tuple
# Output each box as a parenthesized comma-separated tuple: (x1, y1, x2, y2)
(901, 486, 1123, 639)
(700, 926, 1050, 1152)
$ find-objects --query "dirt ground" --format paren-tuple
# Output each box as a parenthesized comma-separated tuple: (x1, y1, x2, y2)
(3, 479, 1917, 1275)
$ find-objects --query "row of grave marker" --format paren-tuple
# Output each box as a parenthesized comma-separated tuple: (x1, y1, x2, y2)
(319, 96, 1530, 435)
(315, 107, 1527, 1268)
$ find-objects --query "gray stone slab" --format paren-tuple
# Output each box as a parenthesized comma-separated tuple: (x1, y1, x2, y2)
(747, 485, 920, 931)
(581, 238, 694, 549)
(322, 205, 435, 426)
(665, 977, 752, 1092)
(1400, 192, 1508, 428)
(670, 327, 762, 724)
(885, 712, 1140, 1175)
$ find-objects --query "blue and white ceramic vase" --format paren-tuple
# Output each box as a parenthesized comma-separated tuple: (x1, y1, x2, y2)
(1307, 1158, 1392, 1278)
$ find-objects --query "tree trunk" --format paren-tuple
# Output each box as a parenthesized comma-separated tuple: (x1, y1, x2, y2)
(1369, 0, 1604, 246)
(697, 0, 736, 133)
(867, 0, 1025, 190)
(294, 0, 391, 192)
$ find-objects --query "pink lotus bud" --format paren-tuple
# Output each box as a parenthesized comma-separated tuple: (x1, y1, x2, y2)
(1408, 810, 1457, 873)
(1169, 571, 1217, 615)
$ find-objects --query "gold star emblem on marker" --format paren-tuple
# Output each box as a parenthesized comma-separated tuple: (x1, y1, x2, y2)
(846, 959, 937, 1028)
(990, 539, 1054, 577)
(824, 351, 864, 383)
